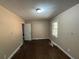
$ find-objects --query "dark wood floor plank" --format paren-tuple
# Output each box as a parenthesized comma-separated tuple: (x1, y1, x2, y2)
(12, 39, 70, 59)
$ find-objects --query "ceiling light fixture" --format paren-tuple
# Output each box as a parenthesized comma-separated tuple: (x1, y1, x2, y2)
(36, 8, 43, 13)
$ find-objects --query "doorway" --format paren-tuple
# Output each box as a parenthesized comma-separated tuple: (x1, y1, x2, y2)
(24, 24, 32, 41)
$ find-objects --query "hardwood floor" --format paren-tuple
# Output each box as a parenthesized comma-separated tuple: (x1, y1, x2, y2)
(12, 39, 70, 59)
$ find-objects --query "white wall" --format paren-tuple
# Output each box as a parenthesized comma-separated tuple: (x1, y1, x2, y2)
(0, 5, 24, 59)
(25, 20, 50, 40)
(50, 4, 79, 59)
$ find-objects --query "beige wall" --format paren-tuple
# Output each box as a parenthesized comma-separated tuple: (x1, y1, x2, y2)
(50, 4, 79, 59)
(25, 20, 50, 39)
(0, 5, 24, 59)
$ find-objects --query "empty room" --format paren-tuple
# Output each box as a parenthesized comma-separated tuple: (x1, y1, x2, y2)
(0, 0, 79, 59)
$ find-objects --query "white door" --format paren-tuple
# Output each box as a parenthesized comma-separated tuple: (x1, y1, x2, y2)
(24, 24, 31, 41)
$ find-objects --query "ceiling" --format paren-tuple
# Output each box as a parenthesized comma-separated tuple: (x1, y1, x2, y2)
(0, 0, 79, 21)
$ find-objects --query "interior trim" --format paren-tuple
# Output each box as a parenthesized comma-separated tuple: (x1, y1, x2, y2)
(8, 41, 23, 59)
(50, 40, 74, 59)
(32, 38, 49, 40)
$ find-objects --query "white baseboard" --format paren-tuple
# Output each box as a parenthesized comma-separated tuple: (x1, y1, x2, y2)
(24, 39, 32, 41)
(8, 42, 23, 59)
(50, 40, 75, 59)
(32, 38, 49, 40)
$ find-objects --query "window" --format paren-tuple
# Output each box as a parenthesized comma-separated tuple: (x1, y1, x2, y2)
(52, 22, 58, 38)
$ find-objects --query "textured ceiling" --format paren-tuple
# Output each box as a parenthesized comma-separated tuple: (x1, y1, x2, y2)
(0, 0, 79, 21)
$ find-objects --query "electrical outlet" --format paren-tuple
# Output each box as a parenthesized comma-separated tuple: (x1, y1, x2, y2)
(4, 55, 6, 59)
